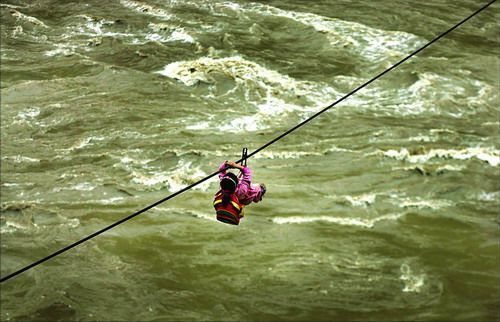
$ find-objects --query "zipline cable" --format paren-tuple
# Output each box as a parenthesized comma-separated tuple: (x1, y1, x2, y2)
(1, 0, 496, 283)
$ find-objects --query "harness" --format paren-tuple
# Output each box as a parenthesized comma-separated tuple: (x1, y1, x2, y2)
(213, 191, 244, 225)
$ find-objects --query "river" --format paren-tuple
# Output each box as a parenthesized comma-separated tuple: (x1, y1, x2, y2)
(1, 0, 499, 320)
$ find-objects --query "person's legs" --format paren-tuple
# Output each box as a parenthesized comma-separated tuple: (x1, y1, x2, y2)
(258, 184, 266, 201)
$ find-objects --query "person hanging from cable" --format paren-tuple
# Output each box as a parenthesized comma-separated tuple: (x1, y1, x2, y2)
(213, 148, 266, 225)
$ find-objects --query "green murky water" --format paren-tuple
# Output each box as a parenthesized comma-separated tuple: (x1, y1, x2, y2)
(1, 0, 499, 320)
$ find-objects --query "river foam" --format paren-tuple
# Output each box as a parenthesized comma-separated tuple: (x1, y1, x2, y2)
(272, 213, 404, 228)
(238, 2, 425, 64)
(119, 0, 174, 20)
(157, 55, 338, 132)
(378, 147, 500, 167)
(400, 263, 426, 293)
(129, 159, 210, 192)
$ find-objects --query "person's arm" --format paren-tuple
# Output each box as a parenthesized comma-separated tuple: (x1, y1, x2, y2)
(218, 162, 228, 179)
(225, 161, 252, 184)
(224, 161, 244, 171)
(219, 161, 243, 179)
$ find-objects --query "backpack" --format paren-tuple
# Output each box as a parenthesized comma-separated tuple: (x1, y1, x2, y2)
(213, 191, 244, 225)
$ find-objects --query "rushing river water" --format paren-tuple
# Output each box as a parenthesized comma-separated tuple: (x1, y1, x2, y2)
(1, 0, 499, 321)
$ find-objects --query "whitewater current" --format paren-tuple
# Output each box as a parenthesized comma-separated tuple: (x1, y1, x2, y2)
(1, 0, 499, 321)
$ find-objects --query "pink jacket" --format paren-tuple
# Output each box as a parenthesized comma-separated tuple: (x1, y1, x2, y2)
(218, 162, 264, 205)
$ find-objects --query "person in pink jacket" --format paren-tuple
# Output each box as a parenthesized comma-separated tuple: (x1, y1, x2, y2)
(218, 161, 266, 205)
